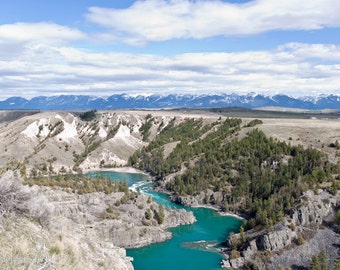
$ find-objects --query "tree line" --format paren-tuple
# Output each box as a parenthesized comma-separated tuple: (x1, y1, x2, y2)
(129, 117, 338, 229)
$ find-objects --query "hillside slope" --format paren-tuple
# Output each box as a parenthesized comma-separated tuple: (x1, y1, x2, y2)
(0, 111, 179, 174)
(1, 110, 340, 269)
(0, 171, 195, 270)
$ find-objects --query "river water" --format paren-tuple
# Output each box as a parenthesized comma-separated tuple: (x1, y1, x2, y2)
(89, 171, 242, 270)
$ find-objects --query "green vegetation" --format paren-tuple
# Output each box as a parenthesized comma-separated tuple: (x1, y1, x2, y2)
(154, 204, 165, 224)
(309, 250, 328, 270)
(106, 123, 121, 140)
(72, 141, 101, 172)
(336, 209, 340, 226)
(246, 119, 263, 127)
(130, 117, 337, 229)
(25, 174, 129, 195)
(130, 117, 225, 177)
(329, 140, 340, 149)
(100, 205, 119, 219)
(49, 245, 61, 255)
(139, 115, 154, 141)
(336, 258, 340, 270)
(79, 110, 97, 121)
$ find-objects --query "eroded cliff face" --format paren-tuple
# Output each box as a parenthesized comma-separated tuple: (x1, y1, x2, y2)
(0, 171, 195, 270)
(0, 111, 178, 174)
(223, 190, 340, 270)
(35, 185, 195, 247)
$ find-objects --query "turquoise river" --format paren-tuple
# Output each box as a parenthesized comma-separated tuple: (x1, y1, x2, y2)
(89, 171, 242, 270)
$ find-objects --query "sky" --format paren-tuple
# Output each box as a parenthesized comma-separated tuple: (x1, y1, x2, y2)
(1, 0, 340, 100)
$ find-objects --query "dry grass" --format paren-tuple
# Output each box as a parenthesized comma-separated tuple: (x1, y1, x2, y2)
(256, 118, 340, 163)
(0, 215, 61, 269)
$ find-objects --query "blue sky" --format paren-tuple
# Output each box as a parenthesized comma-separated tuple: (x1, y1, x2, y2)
(0, 0, 340, 100)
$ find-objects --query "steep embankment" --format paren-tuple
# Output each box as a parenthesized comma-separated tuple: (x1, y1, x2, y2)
(129, 115, 340, 269)
(0, 110, 182, 174)
(2, 110, 340, 269)
(223, 190, 340, 269)
(0, 171, 195, 270)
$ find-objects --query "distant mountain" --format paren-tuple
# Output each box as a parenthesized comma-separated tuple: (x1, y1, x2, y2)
(0, 93, 339, 110)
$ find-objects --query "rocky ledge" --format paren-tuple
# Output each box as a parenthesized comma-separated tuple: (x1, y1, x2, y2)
(36, 186, 196, 249)
(0, 171, 196, 269)
(222, 190, 340, 270)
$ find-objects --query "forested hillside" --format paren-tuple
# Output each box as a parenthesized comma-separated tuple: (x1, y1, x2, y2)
(129, 118, 339, 229)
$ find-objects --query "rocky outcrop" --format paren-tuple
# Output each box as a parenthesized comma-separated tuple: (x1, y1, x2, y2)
(255, 226, 297, 252)
(0, 111, 178, 174)
(175, 195, 200, 207)
(174, 189, 225, 207)
(0, 171, 196, 269)
(34, 186, 195, 248)
(291, 190, 337, 226)
(223, 190, 340, 270)
(163, 208, 196, 228)
(110, 225, 172, 248)
(270, 228, 339, 270)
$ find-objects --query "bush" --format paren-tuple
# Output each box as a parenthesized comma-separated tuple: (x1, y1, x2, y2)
(230, 249, 240, 259)
(49, 245, 61, 255)
(246, 119, 263, 127)
(0, 171, 29, 216)
(336, 209, 340, 226)
(100, 206, 118, 219)
(154, 205, 165, 224)
(79, 110, 97, 121)
(296, 233, 304, 245)
(145, 209, 152, 220)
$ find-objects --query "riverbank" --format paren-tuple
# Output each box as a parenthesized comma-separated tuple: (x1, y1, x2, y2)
(191, 204, 245, 221)
(144, 173, 246, 221)
(99, 166, 149, 175)
(127, 189, 243, 270)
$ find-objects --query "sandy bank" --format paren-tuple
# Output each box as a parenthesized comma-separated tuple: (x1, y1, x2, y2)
(191, 204, 245, 220)
(99, 166, 148, 175)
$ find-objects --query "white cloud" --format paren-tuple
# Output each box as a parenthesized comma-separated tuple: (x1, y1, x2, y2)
(0, 22, 86, 62)
(0, 22, 85, 43)
(0, 33, 340, 99)
(86, 0, 340, 44)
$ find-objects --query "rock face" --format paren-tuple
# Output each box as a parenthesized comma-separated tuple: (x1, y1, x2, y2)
(0, 111, 179, 174)
(291, 190, 336, 226)
(223, 190, 340, 270)
(174, 189, 225, 207)
(255, 226, 297, 252)
(269, 228, 339, 270)
(0, 171, 196, 270)
(34, 186, 195, 249)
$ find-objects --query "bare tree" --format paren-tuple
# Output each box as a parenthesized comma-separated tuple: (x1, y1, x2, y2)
(0, 171, 53, 225)
(0, 170, 26, 216)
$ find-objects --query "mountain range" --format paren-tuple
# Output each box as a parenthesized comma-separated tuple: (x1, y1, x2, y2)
(0, 93, 339, 110)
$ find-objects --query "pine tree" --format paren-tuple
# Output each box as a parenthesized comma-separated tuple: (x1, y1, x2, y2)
(309, 255, 321, 270)
(318, 250, 328, 270)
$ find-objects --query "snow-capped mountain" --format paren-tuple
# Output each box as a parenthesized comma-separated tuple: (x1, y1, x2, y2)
(0, 93, 339, 110)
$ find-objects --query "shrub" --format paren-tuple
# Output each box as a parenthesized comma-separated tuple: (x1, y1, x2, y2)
(0, 171, 29, 216)
(230, 249, 240, 259)
(100, 206, 118, 219)
(154, 205, 165, 224)
(145, 209, 152, 220)
(79, 110, 97, 121)
(297, 233, 304, 245)
(336, 209, 340, 225)
(246, 119, 263, 127)
(49, 245, 61, 255)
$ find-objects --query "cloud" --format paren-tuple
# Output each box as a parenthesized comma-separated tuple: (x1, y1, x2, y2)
(0, 35, 340, 99)
(0, 22, 85, 43)
(86, 0, 340, 44)
(0, 22, 86, 61)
